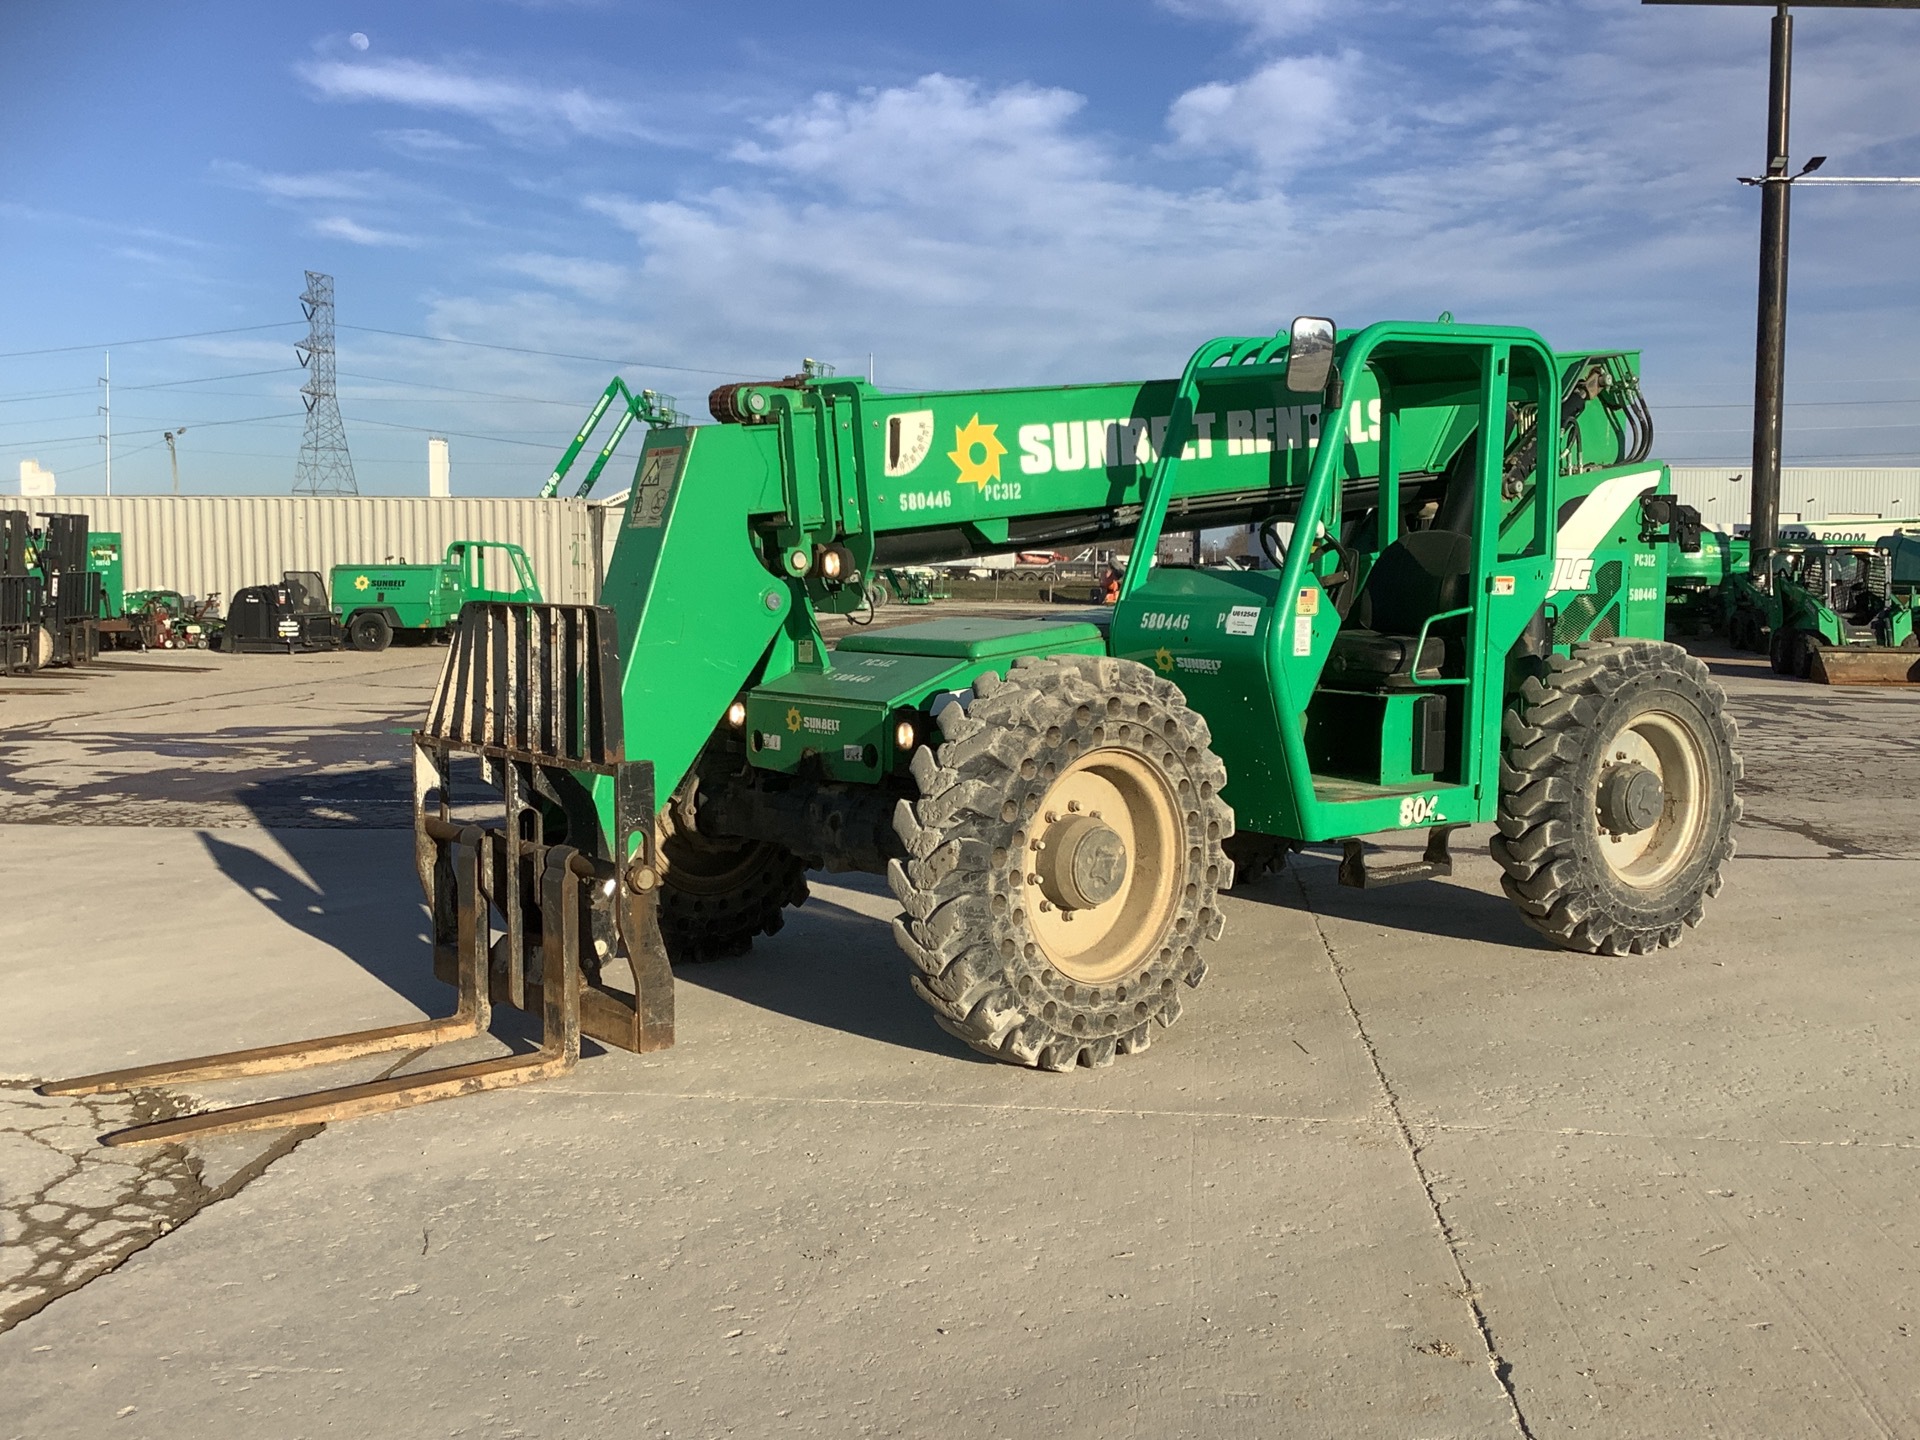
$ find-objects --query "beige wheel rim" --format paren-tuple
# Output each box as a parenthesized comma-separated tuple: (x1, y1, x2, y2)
(1595, 709, 1708, 888)
(1023, 747, 1182, 985)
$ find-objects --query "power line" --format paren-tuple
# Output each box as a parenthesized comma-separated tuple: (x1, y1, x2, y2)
(0, 412, 304, 448)
(349, 414, 559, 450)
(0, 322, 303, 361)
(338, 370, 589, 407)
(125, 366, 305, 392)
(336, 323, 756, 379)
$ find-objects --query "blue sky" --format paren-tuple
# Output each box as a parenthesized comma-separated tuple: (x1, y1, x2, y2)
(3, 0, 1917, 497)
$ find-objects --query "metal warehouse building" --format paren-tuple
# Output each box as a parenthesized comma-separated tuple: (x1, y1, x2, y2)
(1669, 467, 1920, 528)
(6, 468, 1916, 604)
(0, 495, 623, 606)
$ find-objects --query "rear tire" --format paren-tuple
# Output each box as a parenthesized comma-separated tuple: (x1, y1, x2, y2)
(889, 654, 1234, 1070)
(1492, 639, 1741, 955)
(1222, 830, 1292, 888)
(348, 611, 392, 653)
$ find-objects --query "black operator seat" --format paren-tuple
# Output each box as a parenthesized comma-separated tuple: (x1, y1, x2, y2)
(1322, 528, 1473, 689)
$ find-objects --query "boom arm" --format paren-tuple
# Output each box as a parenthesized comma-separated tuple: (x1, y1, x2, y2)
(539, 378, 687, 499)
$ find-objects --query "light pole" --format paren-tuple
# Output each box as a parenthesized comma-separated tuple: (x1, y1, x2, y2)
(1643, 0, 1920, 583)
(164, 428, 188, 496)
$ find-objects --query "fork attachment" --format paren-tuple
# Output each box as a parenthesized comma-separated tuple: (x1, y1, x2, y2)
(40, 602, 673, 1146)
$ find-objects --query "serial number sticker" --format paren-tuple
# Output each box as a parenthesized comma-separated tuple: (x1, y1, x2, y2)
(1292, 614, 1312, 656)
(842, 744, 865, 763)
(898, 490, 954, 513)
(1295, 587, 1319, 618)
(1140, 611, 1189, 632)
(760, 732, 782, 751)
(1225, 605, 1261, 637)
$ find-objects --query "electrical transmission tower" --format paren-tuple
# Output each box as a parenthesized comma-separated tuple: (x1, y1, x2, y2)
(293, 270, 358, 496)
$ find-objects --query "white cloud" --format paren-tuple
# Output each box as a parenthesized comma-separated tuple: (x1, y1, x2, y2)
(1156, 0, 1341, 41)
(376, 127, 479, 157)
(307, 2, 1919, 471)
(209, 160, 380, 201)
(1165, 51, 1364, 172)
(495, 252, 628, 294)
(313, 215, 418, 247)
(298, 57, 656, 142)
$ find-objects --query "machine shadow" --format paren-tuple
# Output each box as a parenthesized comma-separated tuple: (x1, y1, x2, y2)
(196, 826, 447, 1015)
(671, 879, 994, 1064)
(1228, 846, 1556, 951)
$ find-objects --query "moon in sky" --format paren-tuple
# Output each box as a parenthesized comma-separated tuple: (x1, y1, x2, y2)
(349, 32, 370, 50)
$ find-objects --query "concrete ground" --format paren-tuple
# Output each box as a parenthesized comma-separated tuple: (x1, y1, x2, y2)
(0, 632, 1916, 1439)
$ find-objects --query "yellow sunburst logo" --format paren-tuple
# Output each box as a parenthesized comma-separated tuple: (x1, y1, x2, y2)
(353, 574, 371, 591)
(948, 414, 1006, 489)
(1154, 647, 1176, 674)
(786, 706, 804, 732)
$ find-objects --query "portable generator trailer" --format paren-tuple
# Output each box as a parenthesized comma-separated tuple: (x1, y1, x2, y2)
(330, 540, 543, 652)
(49, 317, 1743, 1146)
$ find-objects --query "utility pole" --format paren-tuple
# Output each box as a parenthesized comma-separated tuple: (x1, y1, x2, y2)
(1751, 3, 1793, 575)
(164, 428, 187, 495)
(1644, 0, 1920, 583)
(98, 350, 112, 497)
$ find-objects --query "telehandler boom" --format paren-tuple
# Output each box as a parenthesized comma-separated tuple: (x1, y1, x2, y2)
(50, 317, 1742, 1142)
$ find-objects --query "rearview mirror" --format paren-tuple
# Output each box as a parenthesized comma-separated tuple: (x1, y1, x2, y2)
(1284, 316, 1336, 394)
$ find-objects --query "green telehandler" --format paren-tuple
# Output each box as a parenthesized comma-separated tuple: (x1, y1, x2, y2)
(49, 317, 1744, 1145)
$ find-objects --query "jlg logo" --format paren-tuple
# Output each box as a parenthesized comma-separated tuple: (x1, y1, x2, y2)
(1398, 794, 1440, 826)
(1550, 556, 1594, 593)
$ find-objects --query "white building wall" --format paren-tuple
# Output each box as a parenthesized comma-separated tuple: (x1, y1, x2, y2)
(1668, 467, 1920, 527)
(0, 495, 599, 604)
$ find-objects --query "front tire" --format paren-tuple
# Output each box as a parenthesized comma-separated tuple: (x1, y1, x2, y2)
(889, 654, 1234, 1071)
(1492, 639, 1741, 955)
(655, 783, 809, 963)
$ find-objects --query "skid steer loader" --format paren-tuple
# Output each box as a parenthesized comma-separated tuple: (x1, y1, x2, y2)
(49, 317, 1742, 1143)
(1731, 538, 1920, 685)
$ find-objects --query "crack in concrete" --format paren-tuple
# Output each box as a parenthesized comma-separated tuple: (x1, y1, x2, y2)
(1292, 874, 1538, 1440)
(0, 1081, 319, 1335)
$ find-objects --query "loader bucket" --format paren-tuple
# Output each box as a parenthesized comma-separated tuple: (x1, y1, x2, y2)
(41, 602, 673, 1146)
(1809, 645, 1920, 686)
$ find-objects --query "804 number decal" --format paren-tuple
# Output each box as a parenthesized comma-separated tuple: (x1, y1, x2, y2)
(1397, 794, 1441, 827)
